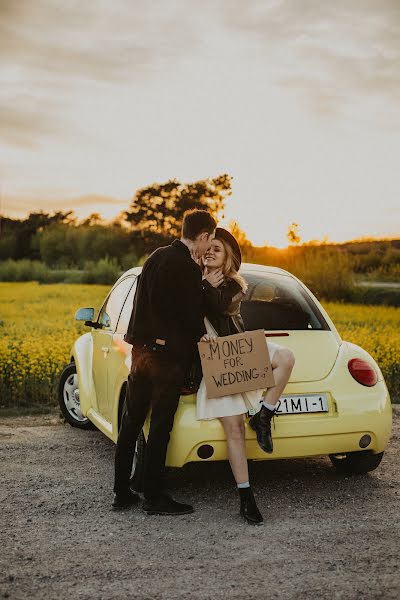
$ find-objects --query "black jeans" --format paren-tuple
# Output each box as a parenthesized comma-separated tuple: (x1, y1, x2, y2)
(114, 345, 185, 500)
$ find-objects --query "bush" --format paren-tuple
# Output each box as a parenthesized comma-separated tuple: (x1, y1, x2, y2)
(364, 263, 400, 282)
(119, 252, 140, 271)
(289, 249, 355, 301)
(351, 286, 400, 307)
(0, 259, 49, 282)
(0, 259, 124, 285)
(244, 247, 355, 301)
(83, 257, 122, 285)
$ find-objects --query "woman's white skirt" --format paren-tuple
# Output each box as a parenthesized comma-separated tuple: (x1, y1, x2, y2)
(196, 319, 282, 421)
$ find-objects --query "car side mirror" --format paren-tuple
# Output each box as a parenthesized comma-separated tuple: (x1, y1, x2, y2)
(75, 307, 95, 322)
(75, 307, 101, 328)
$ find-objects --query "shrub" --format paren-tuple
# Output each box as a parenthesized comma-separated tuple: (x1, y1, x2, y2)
(351, 286, 400, 307)
(244, 247, 355, 301)
(364, 263, 400, 283)
(288, 249, 355, 301)
(0, 259, 49, 282)
(83, 257, 122, 285)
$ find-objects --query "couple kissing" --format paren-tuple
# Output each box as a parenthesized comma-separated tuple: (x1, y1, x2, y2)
(113, 209, 294, 525)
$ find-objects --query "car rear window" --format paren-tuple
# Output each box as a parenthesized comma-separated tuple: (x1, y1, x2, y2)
(241, 271, 330, 331)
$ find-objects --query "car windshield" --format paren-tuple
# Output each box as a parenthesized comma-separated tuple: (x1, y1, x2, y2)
(241, 271, 330, 331)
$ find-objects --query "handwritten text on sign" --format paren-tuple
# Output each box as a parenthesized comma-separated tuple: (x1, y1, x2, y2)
(198, 329, 275, 399)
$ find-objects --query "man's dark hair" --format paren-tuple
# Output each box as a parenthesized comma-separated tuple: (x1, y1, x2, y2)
(181, 209, 217, 240)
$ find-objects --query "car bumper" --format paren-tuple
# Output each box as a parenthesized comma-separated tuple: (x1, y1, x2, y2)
(153, 381, 392, 468)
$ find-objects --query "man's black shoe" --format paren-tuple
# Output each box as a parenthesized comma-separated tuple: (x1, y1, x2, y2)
(112, 490, 140, 510)
(143, 493, 194, 516)
(239, 487, 264, 525)
(249, 406, 276, 454)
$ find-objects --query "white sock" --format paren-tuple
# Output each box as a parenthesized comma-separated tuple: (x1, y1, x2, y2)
(237, 481, 250, 489)
(262, 401, 277, 412)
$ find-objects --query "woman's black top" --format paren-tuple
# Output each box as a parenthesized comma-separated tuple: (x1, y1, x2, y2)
(202, 277, 245, 336)
(184, 276, 246, 392)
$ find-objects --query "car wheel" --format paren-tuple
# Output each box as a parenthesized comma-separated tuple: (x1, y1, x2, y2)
(329, 451, 384, 475)
(58, 363, 94, 430)
(130, 431, 146, 493)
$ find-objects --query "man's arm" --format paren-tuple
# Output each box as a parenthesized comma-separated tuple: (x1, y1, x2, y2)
(202, 278, 242, 316)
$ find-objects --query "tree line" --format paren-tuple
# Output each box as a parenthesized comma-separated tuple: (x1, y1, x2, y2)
(1, 173, 399, 302)
(0, 174, 231, 269)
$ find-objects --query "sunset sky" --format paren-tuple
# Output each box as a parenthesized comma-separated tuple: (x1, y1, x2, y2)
(1, 0, 399, 247)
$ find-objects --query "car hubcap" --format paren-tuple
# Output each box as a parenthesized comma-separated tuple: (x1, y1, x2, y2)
(63, 373, 88, 423)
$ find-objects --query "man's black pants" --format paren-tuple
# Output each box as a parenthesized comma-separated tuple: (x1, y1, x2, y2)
(114, 345, 185, 500)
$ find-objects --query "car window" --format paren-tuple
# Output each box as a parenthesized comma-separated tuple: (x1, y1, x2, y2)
(116, 277, 138, 334)
(241, 272, 330, 331)
(97, 277, 135, 332)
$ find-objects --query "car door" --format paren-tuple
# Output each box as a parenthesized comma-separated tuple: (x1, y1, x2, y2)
(92, 277, 135, 422)
(106, 277, 138, 422)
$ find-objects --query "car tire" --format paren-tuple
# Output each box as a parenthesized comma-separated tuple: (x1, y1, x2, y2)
(58, 363, 94, 430)
(329, 451, 384, 475)
(130, 431, 146, 493)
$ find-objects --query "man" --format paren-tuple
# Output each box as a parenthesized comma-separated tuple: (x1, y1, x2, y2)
(113, 209, 217, 515)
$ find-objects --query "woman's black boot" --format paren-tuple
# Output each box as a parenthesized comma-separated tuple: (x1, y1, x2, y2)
(249, 406, 276, 453)
(239, 487, 264, 525)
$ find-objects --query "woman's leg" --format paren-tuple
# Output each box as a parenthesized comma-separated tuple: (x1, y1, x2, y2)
(249, 348, 295, 453)
(219, 414, 248, 484)
(219, 414, 263, 525)
(263, 347, 295, 407)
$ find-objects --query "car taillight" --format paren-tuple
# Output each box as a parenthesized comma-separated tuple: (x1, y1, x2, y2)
(348, 358, 378, 387)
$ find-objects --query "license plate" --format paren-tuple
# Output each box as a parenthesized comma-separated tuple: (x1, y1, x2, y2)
(275, 394, 328, 414)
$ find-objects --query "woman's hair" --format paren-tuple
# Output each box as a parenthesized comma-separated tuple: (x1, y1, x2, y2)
(217, 237, 248, 293)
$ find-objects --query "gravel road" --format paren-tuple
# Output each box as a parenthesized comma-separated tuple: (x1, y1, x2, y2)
(1, 409, 399, 600)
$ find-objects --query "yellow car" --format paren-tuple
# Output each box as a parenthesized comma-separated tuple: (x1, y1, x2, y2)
(58, 264, 392, 480)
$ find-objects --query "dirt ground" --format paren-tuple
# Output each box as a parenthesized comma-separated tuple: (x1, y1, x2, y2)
(1, 408, 399, 600)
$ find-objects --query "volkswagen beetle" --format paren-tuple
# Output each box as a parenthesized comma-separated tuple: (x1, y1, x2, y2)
(58, 264, 392, 481)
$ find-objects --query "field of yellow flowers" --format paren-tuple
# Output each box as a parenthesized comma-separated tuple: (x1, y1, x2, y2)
(0, 282, 399, 410)
(0, 282, 108, 410)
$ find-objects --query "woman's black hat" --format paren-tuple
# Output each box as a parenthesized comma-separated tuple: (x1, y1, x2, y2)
(215, 227, 242, 271)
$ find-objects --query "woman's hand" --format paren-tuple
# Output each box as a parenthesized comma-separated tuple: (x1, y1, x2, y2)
(203, 269, 224, 288)
(200, 334, 218, 343)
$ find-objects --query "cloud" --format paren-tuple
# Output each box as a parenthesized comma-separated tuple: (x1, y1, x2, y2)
(0, 98, 65, 147)
(222, 0, 400, 111)
(2, 0, 400, 151)
(0, 0, 198, 147)
(0, 1, 195, 80)
(1, 193, 128, 218)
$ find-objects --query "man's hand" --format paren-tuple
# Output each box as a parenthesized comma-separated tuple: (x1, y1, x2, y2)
(203, 269, 224, 288)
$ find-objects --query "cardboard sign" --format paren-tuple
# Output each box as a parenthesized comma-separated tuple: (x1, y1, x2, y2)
(198, 329, 275, 399)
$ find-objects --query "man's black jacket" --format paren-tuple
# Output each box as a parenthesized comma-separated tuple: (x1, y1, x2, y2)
(124, 240, 205, 367)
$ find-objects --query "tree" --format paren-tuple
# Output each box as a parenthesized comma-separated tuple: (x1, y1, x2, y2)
(123, 174, 232, 253)
(228, 221, 253, 248)
(0, 211, 76, 260)
(80, 213, 104, 227)
(287, 222, 301, 246)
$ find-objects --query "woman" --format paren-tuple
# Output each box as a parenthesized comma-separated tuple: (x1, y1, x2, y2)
(196, 228, 295, 525)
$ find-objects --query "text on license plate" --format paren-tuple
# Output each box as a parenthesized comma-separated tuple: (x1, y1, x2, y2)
(275, 394, 328, 414)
